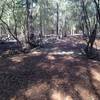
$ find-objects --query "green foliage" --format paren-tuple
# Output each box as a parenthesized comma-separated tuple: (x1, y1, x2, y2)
(0, 0, 99, 39)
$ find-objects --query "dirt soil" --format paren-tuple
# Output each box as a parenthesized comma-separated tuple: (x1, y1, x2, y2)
(0, 37, 100, 100)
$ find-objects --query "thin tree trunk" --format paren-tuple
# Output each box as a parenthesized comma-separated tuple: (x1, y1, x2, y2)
(56, 3, 59, 38)
(40, 6, 43, 38)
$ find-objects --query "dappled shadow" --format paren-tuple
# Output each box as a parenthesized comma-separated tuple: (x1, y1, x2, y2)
(39, 36, 85, 60)
(0, 50, 100, 100)
(0, 52, 51, 100)
(0, 42, 20, 56)
(0, 37, 100, 100)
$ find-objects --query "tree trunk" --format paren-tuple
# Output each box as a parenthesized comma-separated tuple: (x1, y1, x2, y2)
(26, 0, 35, 49)
(56, 3, 59, 38)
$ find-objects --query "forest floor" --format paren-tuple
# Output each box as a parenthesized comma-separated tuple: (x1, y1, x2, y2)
(0, 36, 100, 100)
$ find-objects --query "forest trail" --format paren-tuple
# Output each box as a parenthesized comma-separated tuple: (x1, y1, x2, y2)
(0, 37, 100, 100)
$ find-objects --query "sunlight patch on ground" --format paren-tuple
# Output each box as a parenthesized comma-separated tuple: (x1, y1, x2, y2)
(63, 56, 74, 61)
(51, 90, 65, 100)
(47, 55, 56, 60)
(24, 82, 49, 99)
(10, 56, 24, 63)
(51, 90, 73, 100)
(91, 68, 100, 82)
(75, 84, 96, 100)
(65, 96, 73, 100)
(11, 82, 50, 100)
(30, 51, 43, 56)
(10, 96, 16, 100)
(49, 51, 74, 55)
(37, 62, 51, 69)
(9, 54, 29, 63)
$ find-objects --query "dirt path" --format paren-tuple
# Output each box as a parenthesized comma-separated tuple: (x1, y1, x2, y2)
(0, 38, 100, 100)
